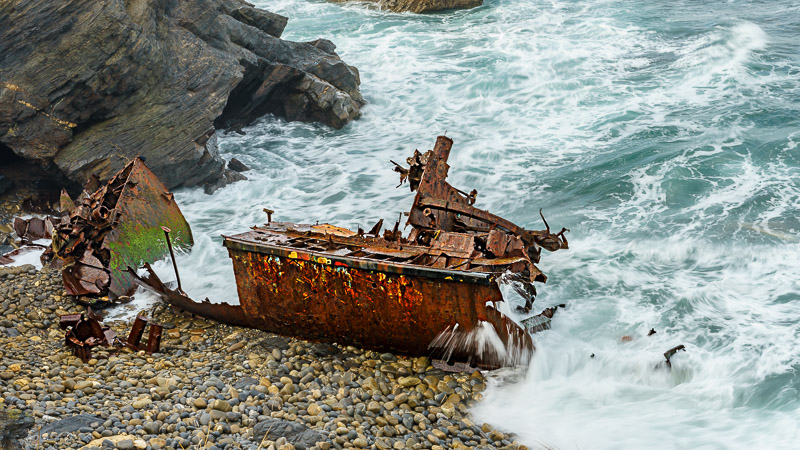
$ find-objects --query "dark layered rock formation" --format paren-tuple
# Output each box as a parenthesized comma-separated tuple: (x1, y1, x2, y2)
(330, 0, 482, 13)
(0, 0, 364, 191)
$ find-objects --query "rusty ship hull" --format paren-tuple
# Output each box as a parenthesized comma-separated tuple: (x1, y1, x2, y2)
(223, 228, 529, 363)
(132, 135, 567, 368)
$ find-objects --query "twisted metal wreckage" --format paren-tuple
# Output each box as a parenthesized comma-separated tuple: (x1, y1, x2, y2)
(6, 158, 194, 301)
(3, 137, 573, 368)
(131, 136, 571, 368)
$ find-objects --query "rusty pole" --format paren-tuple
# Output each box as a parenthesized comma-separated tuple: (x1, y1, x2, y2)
(161, 226, 182, 291)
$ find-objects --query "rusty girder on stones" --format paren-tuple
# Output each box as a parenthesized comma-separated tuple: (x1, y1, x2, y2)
(60, 308, 163, 361)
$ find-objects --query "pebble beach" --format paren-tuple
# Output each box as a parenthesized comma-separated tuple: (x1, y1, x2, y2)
(0, 265, 526, 450)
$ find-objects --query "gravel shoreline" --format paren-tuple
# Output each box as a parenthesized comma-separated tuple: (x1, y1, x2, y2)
(1, 265, 527, 450)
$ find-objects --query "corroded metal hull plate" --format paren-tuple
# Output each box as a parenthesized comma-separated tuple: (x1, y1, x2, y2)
(225, 236, 508, 357)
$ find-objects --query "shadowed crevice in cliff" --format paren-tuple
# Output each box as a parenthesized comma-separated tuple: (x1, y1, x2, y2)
(0, 143, 81, 209)
(0, 0, 364, 192)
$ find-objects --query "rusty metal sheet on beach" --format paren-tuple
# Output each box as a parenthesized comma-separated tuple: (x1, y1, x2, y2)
(47, 158, 193, 300)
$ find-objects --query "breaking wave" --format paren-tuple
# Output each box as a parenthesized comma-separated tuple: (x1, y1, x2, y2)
(133, 0, 800, 448)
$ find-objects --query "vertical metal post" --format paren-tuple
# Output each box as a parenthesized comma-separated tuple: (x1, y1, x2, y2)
(145, 324, 163, 354)
(161, 226, 182, 291)
(127, 315, 148, 349)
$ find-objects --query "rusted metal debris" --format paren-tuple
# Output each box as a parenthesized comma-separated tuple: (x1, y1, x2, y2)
(13, 216, 55, 243)
(43, 158, 193, 301)
(0, 215, 59, 265)
(521, 304, 566, 334)
(60, 308, 116, 362)
(59, 309, 162, 361)
(132, 136, 569, 368)
(128, 263, 252, 328)
(662, 344, 686, 369)
(123, 314, 163, 354)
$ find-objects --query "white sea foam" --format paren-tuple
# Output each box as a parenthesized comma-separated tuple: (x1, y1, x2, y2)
(117, 0, 800, 447)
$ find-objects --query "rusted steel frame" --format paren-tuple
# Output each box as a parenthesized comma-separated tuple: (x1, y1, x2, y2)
(223, 234, 498, 285)
(127, 263, 253, 328)
(416, 197, 524, 235)
(226, 247, 522, 365)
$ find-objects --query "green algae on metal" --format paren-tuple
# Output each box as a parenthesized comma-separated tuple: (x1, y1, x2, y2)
(47, 157, 193, 300)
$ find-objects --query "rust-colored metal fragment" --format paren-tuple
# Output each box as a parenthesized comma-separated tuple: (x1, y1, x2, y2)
(60, 308, 163, 360)
(127, 263, 253, 328)
(60, 308, 116, 362)
(44, 158, 193, 301)
(521, 304, 565, 334)
(12, 216, 57, 243)
(126, 315, 148, 349)
(59, 314, 82, 330)
(663, 344, 686, 369)
(119, 314, 163, 354)
(145, 324, 163, 354)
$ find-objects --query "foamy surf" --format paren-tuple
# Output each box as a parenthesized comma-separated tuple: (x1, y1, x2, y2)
(107, 0, 800, 447)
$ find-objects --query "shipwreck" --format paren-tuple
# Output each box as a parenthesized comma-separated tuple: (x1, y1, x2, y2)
(134, 136, 568, 368)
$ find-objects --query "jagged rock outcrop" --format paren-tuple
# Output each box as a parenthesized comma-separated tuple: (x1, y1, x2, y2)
(330, 0, 481, 13)
(0, 0, 364, 191)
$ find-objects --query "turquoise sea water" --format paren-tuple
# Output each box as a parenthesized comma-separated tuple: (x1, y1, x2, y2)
(151, 0, 800, 447)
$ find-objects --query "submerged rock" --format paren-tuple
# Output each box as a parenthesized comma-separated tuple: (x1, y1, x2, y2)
(228, 158, 250, 173)
(0, 0, 363, 191)
(330, 0, 482, 13)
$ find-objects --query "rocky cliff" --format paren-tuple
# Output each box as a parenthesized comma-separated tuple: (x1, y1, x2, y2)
(0, 0, 364, 191)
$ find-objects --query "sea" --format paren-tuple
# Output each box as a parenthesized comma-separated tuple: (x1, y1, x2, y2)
(138, 0, 800, 448)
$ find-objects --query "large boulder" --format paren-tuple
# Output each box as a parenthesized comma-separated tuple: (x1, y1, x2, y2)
(253, 418, 328, 450)
(330, 0, 482, 13)
(0, 0, 364, 190)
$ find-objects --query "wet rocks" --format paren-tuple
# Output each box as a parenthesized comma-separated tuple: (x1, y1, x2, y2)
(228, 158, 250, 173)
(254, 418, 328, 449)
(0, 409, 34, 449)
(0, 0, 363, 191)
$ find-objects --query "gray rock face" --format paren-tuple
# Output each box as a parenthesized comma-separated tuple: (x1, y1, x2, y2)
(253, 418, 328, 450)
(39, 414, 102, 435)
(0, 412, 34, 448)
(0, 0, 363, 190)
